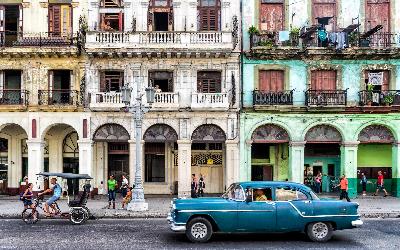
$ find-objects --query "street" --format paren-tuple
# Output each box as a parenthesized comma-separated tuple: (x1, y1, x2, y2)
(0, 218, 399, 249)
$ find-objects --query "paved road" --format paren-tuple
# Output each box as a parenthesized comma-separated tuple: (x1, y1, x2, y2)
(0, 218, 399, 249)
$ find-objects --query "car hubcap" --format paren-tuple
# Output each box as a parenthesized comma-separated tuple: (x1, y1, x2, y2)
(191, 222, 207, 239)
(312, 222, 328, 239)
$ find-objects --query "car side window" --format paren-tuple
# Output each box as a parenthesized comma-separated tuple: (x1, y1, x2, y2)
(276, 187, 309, 201)
(226, 185, 244, 200)
(296, 190, 309, 200)
(252, 188, 272, 202)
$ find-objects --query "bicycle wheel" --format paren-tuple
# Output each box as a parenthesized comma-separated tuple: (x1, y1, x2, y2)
(69, 208, 88, 225)
(21, 208, 39, 224)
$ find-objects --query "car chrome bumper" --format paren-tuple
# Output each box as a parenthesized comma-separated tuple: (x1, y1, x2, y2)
(167, 213, 186, 232)
(351, 219, 363, 227)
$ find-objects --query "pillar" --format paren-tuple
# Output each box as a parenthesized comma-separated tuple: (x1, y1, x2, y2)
(128, 139, 137, 188)
(340, 142, 359, 199)
(177, 139, 191, 197)
(27, 140, 44, 191)
(392, 143, 400, 197)
(241, 140, 252, 181)
(225, 139, 239, 188)
(289, 141, 306, 184)
(78, 140, 93, 176)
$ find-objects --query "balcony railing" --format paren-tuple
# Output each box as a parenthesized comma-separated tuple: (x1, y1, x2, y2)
(305, 90, 347, 106)
(359, 90, 400, 106)
(152, 92, 179, 109)
(0, 89, 29, 106)
(253, 90, 294, 105)
(38, 90, 80, 106)
(250, 32, 299, 48)
(0, 32, 76, 47)
(88, 92, 125, 109)
(191, 93, 229, 110)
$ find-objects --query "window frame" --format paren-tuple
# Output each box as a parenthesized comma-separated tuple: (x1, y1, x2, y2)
(197, 71, 222, 93)
(197, 0, 221, 31)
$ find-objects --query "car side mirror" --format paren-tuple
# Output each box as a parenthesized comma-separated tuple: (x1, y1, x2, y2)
(245, 194, 252, 203)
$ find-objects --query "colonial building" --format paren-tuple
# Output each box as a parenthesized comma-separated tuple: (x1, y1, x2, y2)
(242, 0, 400, 197)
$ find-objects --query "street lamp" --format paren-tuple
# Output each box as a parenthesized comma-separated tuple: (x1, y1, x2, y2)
(121, 82, 155, 211)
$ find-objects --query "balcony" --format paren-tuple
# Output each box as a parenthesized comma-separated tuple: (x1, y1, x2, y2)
(191, 93, 229, 110)
(152, 92, 179, 110)
(38, 90, 80, 106)
(305, 90, 347, 107)
(88, 92, 125, 111)
(85, 31, 233, 57)
(253, 90, 294, 106)
(359, 90, 400, 106)
(250, 32, 299, 48)
(0, 32, 76, 47)
(0, 90, 29, 106)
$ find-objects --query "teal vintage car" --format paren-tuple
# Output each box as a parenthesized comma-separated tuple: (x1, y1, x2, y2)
(167, 181, 363, 243)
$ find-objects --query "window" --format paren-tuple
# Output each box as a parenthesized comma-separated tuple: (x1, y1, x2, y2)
(259, 70, 284, 92)
(100, 13, 124, 31)
(312, 0, 336, 32)
(0, 5, 22, 46)
(197, 71, 221, 93)
(259, 0, 284, 31)
(100, 0, 123, 8)
(276, 186, 309, 201)
(148, 0, 173, 31)
(149, 71, 173, 92)
(252, 187, 273, 201)
(145, 143, 165, 182)
(100, 71, 124, 92)
(223, 184, 244, 200)
(310, 70, 337, 90)
(366, 0, 390, 32)
(49, 70, 71, 90)
(49, 5, 72, 35)
(365, 70, 389, 91)
(1, 70, 21, 90)
(198, 0, 221, 31)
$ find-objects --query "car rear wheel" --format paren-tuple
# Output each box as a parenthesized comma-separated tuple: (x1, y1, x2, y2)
(186, 217, 213, 243)
(307, 222, 333, 242)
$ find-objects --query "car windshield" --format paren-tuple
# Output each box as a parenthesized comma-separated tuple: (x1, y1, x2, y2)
(222, 184, 244, 200)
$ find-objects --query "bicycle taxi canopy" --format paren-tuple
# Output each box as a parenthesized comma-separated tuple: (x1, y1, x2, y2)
(37, 172, 93, 179)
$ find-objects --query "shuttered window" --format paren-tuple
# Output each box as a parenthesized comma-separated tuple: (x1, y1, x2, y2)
(198, 0, 220, 31)
(259, 70, 284, 92)
(259, 1, 284, 31)
(100, 71, 124, 92)
(49, 5, 72, 35)
(312, 0, 336, 32)
(197, 71, 221, 93)
(311, 70, 337, 90)
(366, 0, 390, 32)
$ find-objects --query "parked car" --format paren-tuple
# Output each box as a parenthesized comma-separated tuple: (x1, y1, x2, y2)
(167, 181, 362, 243)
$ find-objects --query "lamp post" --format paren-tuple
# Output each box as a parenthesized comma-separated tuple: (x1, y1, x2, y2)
(121, 82, 155, 211)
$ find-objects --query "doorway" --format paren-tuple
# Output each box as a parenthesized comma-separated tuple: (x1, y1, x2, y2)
(63, 157, 79, 196)
(145, 143, 165, 182)
(251, 165, 273, 181)
(154, 12, 168, 31)
(108, 142, 129, 189)
(4, 5, 18, 46)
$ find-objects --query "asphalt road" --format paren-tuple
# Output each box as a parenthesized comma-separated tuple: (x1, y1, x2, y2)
(0, 218, 399, 250)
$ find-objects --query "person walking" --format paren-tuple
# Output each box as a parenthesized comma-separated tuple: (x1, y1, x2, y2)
(198, 175, 205, 197)
(121, 175, 129, 198)
(314, 171, 322, 193)
(337, 174, 351, 202)
(21, 183, 34, 209)
(107, 175, 117, 209)
(374, 171, 388, 197)
(191, 174, 198, 198)
(360, 173, 367, 196)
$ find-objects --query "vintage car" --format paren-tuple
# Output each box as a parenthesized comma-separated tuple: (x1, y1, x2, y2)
(167, 181, 363, 243)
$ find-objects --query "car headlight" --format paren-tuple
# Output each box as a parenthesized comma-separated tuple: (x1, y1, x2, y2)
(172, 204, 176, 210)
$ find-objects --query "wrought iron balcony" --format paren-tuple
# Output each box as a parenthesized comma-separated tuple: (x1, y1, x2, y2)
(359, 90, 400, 106)
(0, 89, 29, 106)
(253, 90, 294, 105)
(38, 90, 80, 106)
(305, 90, 347, 106)
(250, 32, 299, 48)
(0, 32, 76, 47)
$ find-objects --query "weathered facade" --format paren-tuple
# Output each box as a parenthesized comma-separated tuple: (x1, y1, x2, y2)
(242, 0, 400, 197)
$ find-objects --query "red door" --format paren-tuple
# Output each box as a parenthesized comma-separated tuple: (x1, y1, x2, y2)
(312, 0, 336, 31)
(311, 70, 337, 90)
(259, 70, 284, 92)
(366, 0, 390, 32)
(259, 2, 284, 32)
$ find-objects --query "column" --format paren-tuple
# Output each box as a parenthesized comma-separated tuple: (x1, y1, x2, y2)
(340, 142, 359, 199)
(78, 140, 93, 176)
(392, 143, 400, 197)
(128, 140, 137, 187)
(177, 139, 191, 197)
(27, 140, 44, 191)
(225, 139, 239, 186)
(124, 0, 133, 32)
(241, 140, 252, 181)
(289, 141, 306, 184)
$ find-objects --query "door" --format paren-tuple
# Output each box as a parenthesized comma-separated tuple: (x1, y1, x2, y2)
(311, 70, 336, 90)
(63, 157, 79, 196)
(191, 165, 223, 193)
(108, 154, 129, 190)
(237, 187, 276, 232)
(259, 70, 284, 92)
(259, 2, 284, 31)
(366, 0, 390, 32)
(312, 0, 336, 31)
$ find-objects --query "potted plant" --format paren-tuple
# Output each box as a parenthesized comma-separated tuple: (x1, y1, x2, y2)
(248, 25, 260, 48)
(289, 27, 300, 46)
(383, 93, 394, 106)
(366, 83, 374, 106)
(348, 31, 359, 47)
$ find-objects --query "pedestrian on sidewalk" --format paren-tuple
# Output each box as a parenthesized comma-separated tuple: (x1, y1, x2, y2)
(121, 175, 129, 198)
(314, 171, 322, 193)
(121, 187, 132, 209)
(198, 175, 205, 197)
(360, 173, 367, 196)
(191, 174, 198, 198)
(337, 174, 351, 202)
(374, 171, 388, 197)
(107, 175, 117, 209)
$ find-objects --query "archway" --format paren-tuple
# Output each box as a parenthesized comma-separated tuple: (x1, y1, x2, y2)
(357, 125, 395, 194)
(250, 124, 290, 182)
(63, 131, 79, 195)
(143, 124, 178, 192)
(304, 124, 342, 193)
(191, 124, 226, 193)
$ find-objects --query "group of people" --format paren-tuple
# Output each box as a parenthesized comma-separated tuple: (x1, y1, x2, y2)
(190, 174, 206, 198)
(106, 175, 134, 209)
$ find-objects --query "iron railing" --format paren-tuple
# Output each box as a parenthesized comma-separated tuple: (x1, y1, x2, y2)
(0, 89, 29, 106)
(0, 32, 76, 47)
(359, 90, 400, 106)
(305, 90, 347, 106)
(38, 90, 80, 106)
(250, 32, 299, 48)
(253, 90, 294, 105)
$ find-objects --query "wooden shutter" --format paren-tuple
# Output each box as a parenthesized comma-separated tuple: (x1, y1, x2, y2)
(19, 5, 23, 33)
(100, 71, 106, 92)
(366, 0, 390, 32)
(259, 3, 284, 31)
(312, 0, 336, 32)
(198, 1, 220, 31)
(118, 12, 124, 31)
(49, 5, 61, 34)
(0, 6, 4, 46)
(311, 70, 336, 90)
(259, 70, 284, 92)
(60, 5, 72, 35)
(197, 71, 221, 93)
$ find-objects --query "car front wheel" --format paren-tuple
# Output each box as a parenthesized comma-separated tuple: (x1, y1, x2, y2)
(186, 217, 213, 243)
(307, 222, 333, 242)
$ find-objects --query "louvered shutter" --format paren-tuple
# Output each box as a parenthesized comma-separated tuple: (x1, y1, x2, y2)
(198, 72, 221, 93)
(100, 71, 106, 92)
(259, 70, 284, 92)
(49, 5, 61, 35)
(18, 5, 23, 33)
(311, 70, 336, 90)
(366, 0, 390, 32)
(118, 12, 124, 31)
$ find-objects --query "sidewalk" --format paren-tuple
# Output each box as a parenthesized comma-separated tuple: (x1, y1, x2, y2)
(0, 194, 398, 219)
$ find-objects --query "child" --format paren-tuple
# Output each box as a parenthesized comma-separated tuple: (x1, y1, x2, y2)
(121, 187, 133, 209)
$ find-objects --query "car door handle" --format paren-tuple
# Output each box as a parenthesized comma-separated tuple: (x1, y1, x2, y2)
(304, 200, 312, 204)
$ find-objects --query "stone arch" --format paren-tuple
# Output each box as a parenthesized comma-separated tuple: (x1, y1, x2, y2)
(40, 122, 80, 141)
(251, 124, 290, 143)
(305, 124, 343, 143)
(358, 125, 395, 143)
(93, 123, 130, 142)
(0, 123, 28, 137)
(191, 124, 226, 143)
(246, 120, 293, 142)
(355, 121, 398, 142)
(143, 124, 178, 142)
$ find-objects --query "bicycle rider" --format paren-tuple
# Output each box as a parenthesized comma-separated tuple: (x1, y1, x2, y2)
(38, 177, 62, 217)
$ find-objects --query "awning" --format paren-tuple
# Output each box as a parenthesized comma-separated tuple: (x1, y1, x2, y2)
(49, 0, 72, 4)
(37, 172, 93, 180)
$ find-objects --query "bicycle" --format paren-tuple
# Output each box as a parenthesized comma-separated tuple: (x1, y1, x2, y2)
(21, 196, 66, 224)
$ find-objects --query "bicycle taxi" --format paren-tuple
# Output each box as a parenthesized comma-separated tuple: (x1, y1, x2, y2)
(21, 172, 93, 225)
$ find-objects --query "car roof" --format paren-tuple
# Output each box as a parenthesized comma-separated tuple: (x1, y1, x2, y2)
(236, 181, 311, 190)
